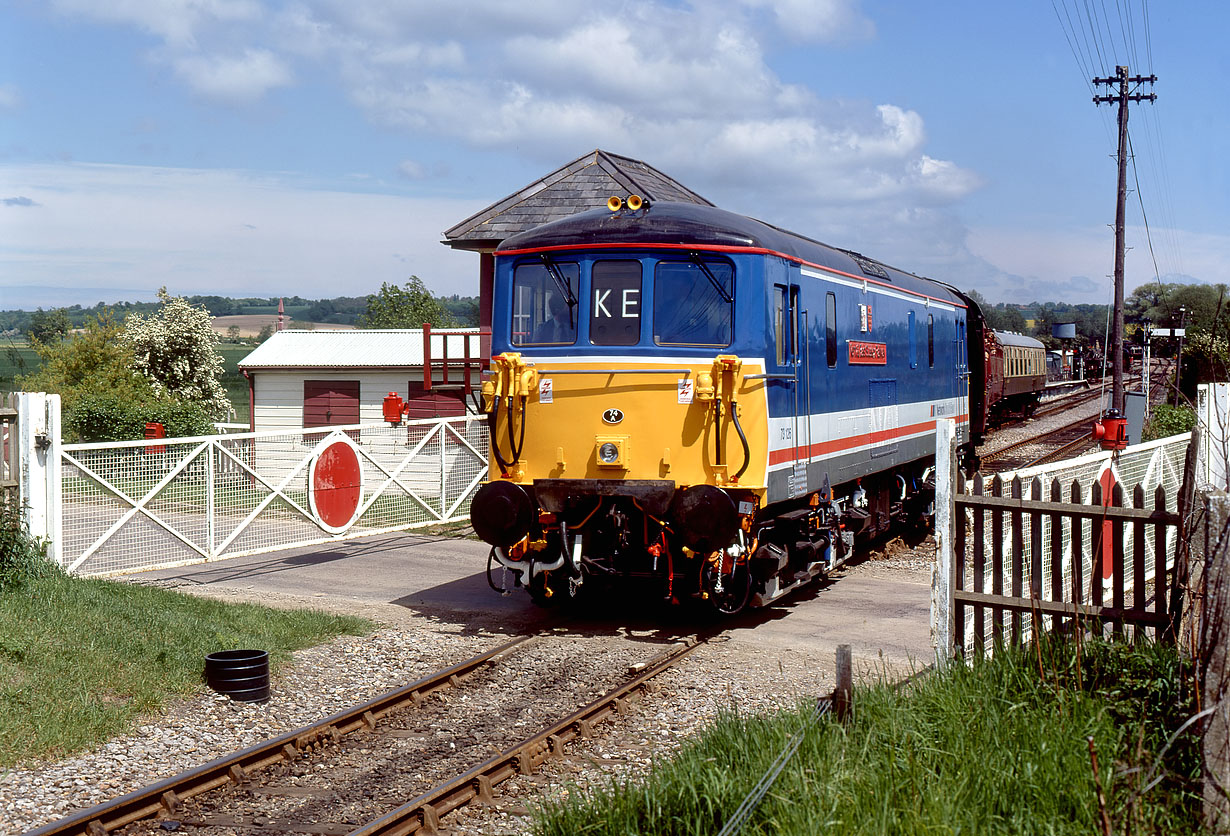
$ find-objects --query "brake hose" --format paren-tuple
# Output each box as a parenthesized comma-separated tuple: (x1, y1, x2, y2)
(508, 395, 528, 462)
(731, 398, 751, 479)
(487, 404, 511, 473)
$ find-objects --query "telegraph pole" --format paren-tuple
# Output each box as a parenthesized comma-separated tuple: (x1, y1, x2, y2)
(1092, 65, 1156, 414)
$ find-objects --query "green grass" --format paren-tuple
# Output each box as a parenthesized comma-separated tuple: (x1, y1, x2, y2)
(0, 570, 372, 768)
(533, 638, 1201, 835)
(218, 343, 252, 421)
(0, 339, 37, 394)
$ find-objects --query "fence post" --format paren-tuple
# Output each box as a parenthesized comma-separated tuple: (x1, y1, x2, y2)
(1169, 425, 1204, 647)
(931, 418, 957, 668)
(16, 392, 62, 565)
(1201, 490, 1230, 834)
(833, 644, 852, 722)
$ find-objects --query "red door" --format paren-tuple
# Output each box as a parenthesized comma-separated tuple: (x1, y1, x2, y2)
(304, 380, 360, 440)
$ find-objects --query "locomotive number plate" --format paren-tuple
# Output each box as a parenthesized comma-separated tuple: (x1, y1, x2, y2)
(602, 408, 624, 424)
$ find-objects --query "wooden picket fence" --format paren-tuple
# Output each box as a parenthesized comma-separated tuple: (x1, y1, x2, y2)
(951, 473, 1182, 656)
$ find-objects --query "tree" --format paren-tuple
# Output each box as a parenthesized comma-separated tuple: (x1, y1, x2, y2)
(27, 308, 70, 344)
(257, 324, 275, 342)
(358, 277, 453, 329)
(440, 294, 480, 326)
(964, 289, 994, 316)
(18, 312, 153, 403)
(226, 325, 242, 342)
(15, 312, 179, 441)
(122, 288, 232, 420)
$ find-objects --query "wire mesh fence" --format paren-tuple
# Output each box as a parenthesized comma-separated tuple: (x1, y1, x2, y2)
(958, 432, 1189, 656)
(59, 417, 489, 576)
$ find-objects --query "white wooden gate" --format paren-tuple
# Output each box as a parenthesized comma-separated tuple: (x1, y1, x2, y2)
(50, 415, 487, 576)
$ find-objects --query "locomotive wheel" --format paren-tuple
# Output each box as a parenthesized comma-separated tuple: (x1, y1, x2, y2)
(702, 561, 751, 616)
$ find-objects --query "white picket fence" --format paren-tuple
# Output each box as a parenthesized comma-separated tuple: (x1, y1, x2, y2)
(11, 393, 488, 577)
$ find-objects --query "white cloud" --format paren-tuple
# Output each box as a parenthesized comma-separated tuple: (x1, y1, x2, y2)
(51, 0, 262, 47)
(172, 48, 293, 103)
(0, 162, 487, 306)
(46, 0, 974, 214)
(0, 83, 22, 110)
(962, 222, 1230, 304)
(36, 0, 999, 302)
(738, 0, 875, 42)
(396, 160, 425, 180)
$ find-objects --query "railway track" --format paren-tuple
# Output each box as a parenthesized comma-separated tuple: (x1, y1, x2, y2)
(980, 414, 1099, 472)
(979, 360, 1172, 473)
(27, 633, 705, 836)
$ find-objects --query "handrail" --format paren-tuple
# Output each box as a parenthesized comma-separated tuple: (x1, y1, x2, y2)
(531, 368, 691, 375)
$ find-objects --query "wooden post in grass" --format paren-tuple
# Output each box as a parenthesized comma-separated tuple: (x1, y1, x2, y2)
(834, 644, 852, 723)
(931, 419, 957, 667)
(1201, 490, 1230, 833)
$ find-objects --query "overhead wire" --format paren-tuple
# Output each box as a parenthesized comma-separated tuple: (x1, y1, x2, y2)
(1052, 0, 1116, 140)
(1128, 131, 1163, 294)
(1083, 0, 1111, 74)
(1054, 0, 1184, 308)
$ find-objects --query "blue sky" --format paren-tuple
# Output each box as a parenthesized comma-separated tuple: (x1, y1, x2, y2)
(1, 1, 1225, 311)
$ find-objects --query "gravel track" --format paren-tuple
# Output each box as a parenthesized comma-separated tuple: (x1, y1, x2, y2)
(119, 635, 675, 836)
(5, 592, 899, 836)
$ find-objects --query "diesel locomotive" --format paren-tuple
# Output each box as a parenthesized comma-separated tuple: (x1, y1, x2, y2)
(468, 198, 1034, 613)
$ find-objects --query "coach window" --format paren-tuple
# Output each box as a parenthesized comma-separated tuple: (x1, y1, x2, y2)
(825, 292, 837, 367)
(591, 260, 642, 346)
(654, 256, 733, 346)
(512, 260, 579, 346)
(928, 314, 935, 367)
(908, 311, 917, 369)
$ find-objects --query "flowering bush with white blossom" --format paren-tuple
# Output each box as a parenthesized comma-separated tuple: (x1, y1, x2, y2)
(123, 288, 232, 421)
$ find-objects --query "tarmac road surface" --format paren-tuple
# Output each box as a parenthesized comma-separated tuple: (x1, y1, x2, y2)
(130, 531, 936, 667)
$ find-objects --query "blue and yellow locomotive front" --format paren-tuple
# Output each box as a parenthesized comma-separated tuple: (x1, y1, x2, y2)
(470, 200, 970, 613)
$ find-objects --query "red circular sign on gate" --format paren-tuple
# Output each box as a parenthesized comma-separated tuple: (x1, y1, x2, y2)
(308, 436, 364, 533)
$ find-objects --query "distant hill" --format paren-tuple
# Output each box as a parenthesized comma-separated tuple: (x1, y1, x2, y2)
(0, 292, 479, 335)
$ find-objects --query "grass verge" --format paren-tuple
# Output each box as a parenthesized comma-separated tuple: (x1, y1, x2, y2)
(533, 638, 1201, 835)
(0, 567, 371, 769)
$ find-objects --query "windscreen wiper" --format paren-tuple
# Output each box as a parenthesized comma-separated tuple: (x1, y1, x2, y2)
(689, 252, 733, 303)
(539, 253, 578, 328)
(539, 254, 578, 306)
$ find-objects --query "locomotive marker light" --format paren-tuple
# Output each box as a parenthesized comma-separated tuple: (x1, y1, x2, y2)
(307, 434, 365, 534)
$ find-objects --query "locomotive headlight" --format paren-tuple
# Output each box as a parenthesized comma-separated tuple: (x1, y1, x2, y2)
(594, 436, 628, 468)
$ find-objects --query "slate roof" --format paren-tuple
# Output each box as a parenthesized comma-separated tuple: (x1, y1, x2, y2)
(442, 149, 713, 251)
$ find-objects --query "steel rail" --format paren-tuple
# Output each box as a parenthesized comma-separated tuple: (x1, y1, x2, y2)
(1022, 431, 1100, 469)
(980, 414, 1096, 466)
(24, 635, 537, 836)
(349, 637, 705, 836)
